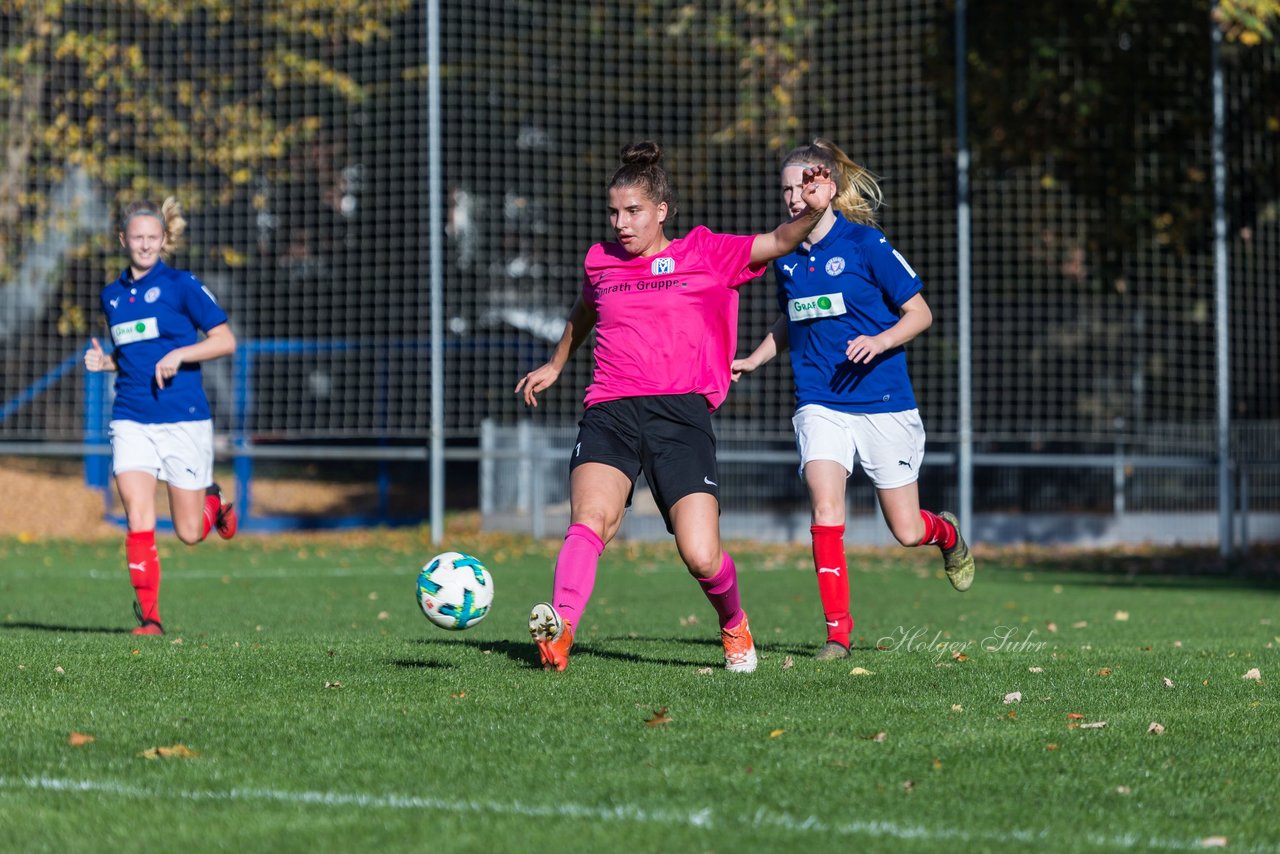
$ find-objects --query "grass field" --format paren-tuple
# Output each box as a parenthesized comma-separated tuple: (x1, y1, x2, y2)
(1, 530, 1278, 852)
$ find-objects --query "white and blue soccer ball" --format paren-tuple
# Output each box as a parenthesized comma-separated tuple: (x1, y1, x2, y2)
(416, 551, 493, 630)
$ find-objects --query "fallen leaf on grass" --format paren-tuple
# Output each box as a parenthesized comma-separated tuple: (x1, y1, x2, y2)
(1200, 837, 1228, 848)
(951, 651, 969, 662)
(694, 667, 713, 676)
(324, 681, 342, 689)
(1115, 785, 1131, 795)
(901, 779, 914, 794)
(769, 729, 785, 738)
(1242, 668, 1262, 682)
(67, 732, 95, 747)
(781, 656, 794, 670)
(1046, 622, 1058, 633)
(1079, 721, 1107, 729)
(1147, 722, 1165, 735)
(1003, 691, 1022, 704)
(931, 757, 943, 770)
(1007, 709, 1017, 719)
(170, 638, 183, 645)
(138, 744, 199, 760)
(54, 666, 65, 674)
(1072, 621, 1088, 629)
(1028, 666, 1044, 673)
(451, 691, 466, 699)
(1066, 712, 1085, 720)
(864, 731, 888, 742)
(849, 667, 875, 676)
(645, 707, 672, 727)
(377, 611, 390, 621)
(1114, 610, 1130, 621)
(950, 704, 964, 713)
(678, 614, 700, 627)
(1097, 667, 1113, 677)
(1162, 677, 1175, 688)
(1045, 743, 1058, 751)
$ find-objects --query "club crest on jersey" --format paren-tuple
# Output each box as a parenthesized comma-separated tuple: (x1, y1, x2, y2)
(651, 256, 675, 275)
(143, 286, 161, 303)
(824, 256, 846, 276)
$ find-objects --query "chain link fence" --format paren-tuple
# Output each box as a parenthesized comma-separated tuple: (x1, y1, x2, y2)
(1, 1, 1276, 544)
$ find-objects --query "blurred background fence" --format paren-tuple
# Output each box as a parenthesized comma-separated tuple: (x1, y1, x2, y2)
(1, 0, 1277, 548)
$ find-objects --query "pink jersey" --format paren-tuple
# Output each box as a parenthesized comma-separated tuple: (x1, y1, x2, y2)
(581, 225, 765, 412)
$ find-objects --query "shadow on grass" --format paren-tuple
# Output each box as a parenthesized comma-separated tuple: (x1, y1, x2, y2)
(0, 621, 132, 634)
(411, 635, 723, 669)
(388, 657, 454, 670)
(992, 544, 1280, 591)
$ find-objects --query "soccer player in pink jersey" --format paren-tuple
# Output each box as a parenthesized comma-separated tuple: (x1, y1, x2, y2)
(515, 140, 830, 673)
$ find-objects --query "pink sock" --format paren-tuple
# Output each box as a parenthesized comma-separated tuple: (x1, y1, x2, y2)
(550, 523, 604, 627)
(698, 552, 744, 630)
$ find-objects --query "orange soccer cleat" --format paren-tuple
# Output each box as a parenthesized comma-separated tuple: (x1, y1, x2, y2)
(721, 612, 758, 673)
(529, 602, 574, 672)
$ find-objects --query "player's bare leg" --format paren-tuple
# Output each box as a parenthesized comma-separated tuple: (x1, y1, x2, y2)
(671, 494, 756, 672)
(878, 483, 975, 591)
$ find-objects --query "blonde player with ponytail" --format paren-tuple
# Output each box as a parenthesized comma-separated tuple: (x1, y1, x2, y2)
(732, 139, 976, 660)
(84, 197, 238, 635)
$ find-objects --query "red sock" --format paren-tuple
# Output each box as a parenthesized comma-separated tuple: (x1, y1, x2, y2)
(811, 525, 852, 647)
(697, 552, 744, 630)
(919, 510, 957, 550)
(126, 530, 162, 624)
(201, 493, 221, 541)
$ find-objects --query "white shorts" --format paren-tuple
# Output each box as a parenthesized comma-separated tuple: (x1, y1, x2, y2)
(792, 404, 926, 490)
(109, 419, 214, 491)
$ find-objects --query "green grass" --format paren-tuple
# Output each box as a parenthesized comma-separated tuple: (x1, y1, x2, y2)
(1, 531, 1277, 852)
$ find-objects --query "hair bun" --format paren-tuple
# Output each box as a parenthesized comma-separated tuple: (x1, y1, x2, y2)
(620, 140, 662, 167)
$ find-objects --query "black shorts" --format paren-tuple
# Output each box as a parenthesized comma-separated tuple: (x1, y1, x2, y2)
(570, 394, 719, 533)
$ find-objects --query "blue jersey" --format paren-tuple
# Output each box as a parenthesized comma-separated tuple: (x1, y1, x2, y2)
(775, 213, 922, 414)
(99, 260, 229, 423)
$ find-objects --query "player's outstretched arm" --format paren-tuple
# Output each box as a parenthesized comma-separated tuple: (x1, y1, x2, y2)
(732, 314, 789, 382)
(749, 166, 832, 267)
(515, 296, 597, 407)
(84, 338, 117, 373)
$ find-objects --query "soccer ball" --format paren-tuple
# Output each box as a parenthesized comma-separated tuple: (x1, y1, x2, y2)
(416, 551, 493, 630)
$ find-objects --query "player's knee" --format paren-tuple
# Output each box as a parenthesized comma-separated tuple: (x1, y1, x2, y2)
(892, 519, 925, 548)
(811, 501, 845, 527)
(681, 546, 720, 579)
(173, 525, 203, 546)
(570, 510, 620, 543)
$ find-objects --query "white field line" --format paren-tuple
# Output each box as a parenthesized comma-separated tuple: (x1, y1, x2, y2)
(0, 775, 1262, 851)
(4, 566, 401, 581)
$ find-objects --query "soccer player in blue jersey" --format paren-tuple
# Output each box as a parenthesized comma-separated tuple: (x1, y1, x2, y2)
(83, 197, 238, 636)
(732, 138, 976, 660)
